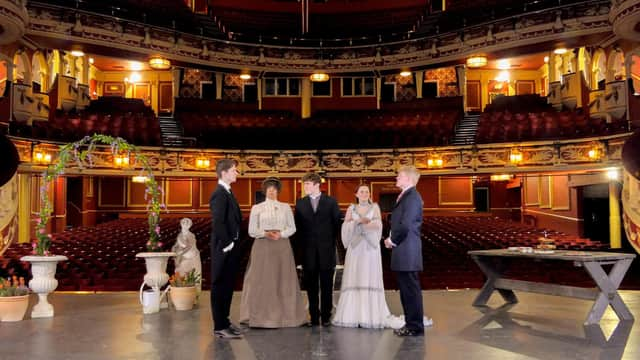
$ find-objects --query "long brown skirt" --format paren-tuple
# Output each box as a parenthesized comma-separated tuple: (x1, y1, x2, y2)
(239, 237, 308, 328)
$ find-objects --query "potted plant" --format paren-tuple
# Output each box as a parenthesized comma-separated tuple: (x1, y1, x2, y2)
(0, 276, 30, 322)
(169, 269, 201, 311)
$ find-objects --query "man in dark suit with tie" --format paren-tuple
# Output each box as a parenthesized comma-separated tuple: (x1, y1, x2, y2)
(210, 159, 244, 339)
(294, 172, 341, 326)
(384, 165, 425, 336)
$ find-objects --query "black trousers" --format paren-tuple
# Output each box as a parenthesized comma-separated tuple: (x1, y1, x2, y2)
(304, 268, 335, 323)
(211, 248, 240, 331)
(396, 271, 424, 332)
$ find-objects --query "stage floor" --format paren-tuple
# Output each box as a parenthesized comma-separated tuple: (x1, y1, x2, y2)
(1, 290, 638, 360)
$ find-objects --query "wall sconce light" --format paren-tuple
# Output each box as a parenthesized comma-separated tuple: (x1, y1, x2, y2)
(553, 48, 567, 55)
(607, 168, 620, 181)
(466, 55, 488, 68)
(399, 70, 412, 77)
(509, 149, 523, 165)
(310, 71, 330, 82)
(490, 174, 512, 181)
(588, 144, 602, 160)
(33, 150, 52, 164)
(195, 157, 211, 169)
(132, 176, 149, 183)
(148, 56, 171, 70)
(239, 70, 251, 80)
(427, 156, 444, 168)
(114, 154, 130, 167)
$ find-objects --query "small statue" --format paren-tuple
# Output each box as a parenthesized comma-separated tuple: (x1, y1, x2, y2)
(172, 218, 202, 294)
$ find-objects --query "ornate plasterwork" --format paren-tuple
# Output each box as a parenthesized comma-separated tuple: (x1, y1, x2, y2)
(610, 0, 640, 41)
(24, 1, 612, 73)
(0, 0, 28, 45)
(12, 133, 630, 178)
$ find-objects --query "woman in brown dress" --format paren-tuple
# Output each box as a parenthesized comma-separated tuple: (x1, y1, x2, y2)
(239, 177, 307, 328)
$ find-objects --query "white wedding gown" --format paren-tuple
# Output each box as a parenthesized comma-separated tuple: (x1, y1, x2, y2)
(332, 203, 405, 329)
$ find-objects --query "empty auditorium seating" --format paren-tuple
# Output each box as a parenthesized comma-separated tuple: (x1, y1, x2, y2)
(3, 214, 636, 292)
(476, 95, 630, 144)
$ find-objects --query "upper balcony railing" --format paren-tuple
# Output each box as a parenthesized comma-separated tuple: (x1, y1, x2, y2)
(30, 0, 608, 50)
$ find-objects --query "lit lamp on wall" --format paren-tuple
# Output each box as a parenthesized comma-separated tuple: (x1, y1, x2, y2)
(239, 70, 252, 80)
(509, 149, 523, 165)
(195, 157, 210, 169)
(588, 143, 603, 160)
(148, 56, 171, 70)
(490, 174, 512, 181)
(427, 155, 444, 168)
(114, 154, 130, 167)
(310, 71, 330, 82)
(33, 150, 52, 164)
(132, 175, 149, 183)
(466, 55, 488, 68)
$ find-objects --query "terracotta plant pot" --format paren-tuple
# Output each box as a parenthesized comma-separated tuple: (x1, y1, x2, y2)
(170, 286, 197, 311)
(0, 295, 30, 322)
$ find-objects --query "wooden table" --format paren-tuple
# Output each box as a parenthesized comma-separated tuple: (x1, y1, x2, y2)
(468, 249, 636, 325)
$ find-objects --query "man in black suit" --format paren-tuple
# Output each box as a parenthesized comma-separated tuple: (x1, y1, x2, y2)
(384, 165, 425, 336)
(210, 159, 244, 339)
(294, 172, 341, 327)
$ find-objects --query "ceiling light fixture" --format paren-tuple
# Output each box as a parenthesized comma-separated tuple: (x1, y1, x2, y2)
(466, 55, 488, 68)
(310, 71, 330, 82)
(399, 70, 412, 77)
(554, 48, 567, 55)
(148, 56, 171, 70)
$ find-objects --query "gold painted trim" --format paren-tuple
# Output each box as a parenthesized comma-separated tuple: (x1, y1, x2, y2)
(438, 177, 473, 206)
(127, 178, 165, 208)
(165, 178, 193, 207)
(98, 178, 126, 208)
(538, 175, 551, 209)
(550, 176, 571, 211)
(86, 176, 94, 197)
(524, 176, 539, 206)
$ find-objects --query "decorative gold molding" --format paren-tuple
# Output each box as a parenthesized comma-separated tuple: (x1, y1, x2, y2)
(438, 177, 473, 206)
(165, 178, 193, 207)
(538, 175, 551, 209)
(98, 178, 126, 208)
(550, 176, 571, 211)
(12, 133, 630, 179)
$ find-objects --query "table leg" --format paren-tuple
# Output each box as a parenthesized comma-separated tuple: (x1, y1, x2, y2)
(471, 256, 518, 306)
(582, 259, 634, 325)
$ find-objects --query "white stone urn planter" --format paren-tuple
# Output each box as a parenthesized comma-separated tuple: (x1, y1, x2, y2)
(136, 252, 175, 314)
(0, 295, 30, 322)
(20, 255, 68, 318)
(169, 286, 197, 311)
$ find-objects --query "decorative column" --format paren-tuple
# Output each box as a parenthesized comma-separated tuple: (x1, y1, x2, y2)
(415, 71, 424, 99)
(455, 65, 467, 113)
(17, 173, 30, 244)
(376, 76, 382, 110)
(215, 72, 223, 100)
(610, 180, 622, 249)
(301, 77, 311, 119)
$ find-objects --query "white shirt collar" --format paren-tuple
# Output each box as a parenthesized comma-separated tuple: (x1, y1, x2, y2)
(218, 179, 231, 192)
(309, 192, 321, 200)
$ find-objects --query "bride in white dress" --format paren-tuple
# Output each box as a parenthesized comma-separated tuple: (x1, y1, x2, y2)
(332, 184, 404, 329)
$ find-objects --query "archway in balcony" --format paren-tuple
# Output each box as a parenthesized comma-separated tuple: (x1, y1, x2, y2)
(592, 48, 606, 90)
(12, 51, 30, 84)
(31, 51, 48, 93)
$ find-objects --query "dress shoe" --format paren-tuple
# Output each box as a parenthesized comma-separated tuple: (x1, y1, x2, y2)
(393, 327, 423, 337)
(214, 328, 243, 339)
(229, 323, 247, 334)
(321, 320, 332, 327)
(306, 320, 320, 327)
